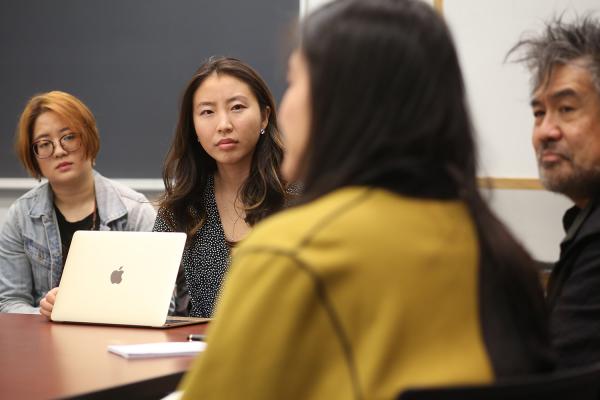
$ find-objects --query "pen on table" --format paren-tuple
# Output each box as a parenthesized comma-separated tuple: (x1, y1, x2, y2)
(188, 334, 206, 342)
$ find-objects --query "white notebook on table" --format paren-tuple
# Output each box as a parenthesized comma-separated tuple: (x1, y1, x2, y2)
(108, 341, 206, 359)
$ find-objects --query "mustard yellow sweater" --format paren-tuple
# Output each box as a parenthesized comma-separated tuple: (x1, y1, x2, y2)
(180, 187, 493, 399)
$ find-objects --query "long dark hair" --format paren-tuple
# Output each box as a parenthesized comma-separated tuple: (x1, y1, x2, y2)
(299, 0, 552, 374)
(159, 56, 287, 236)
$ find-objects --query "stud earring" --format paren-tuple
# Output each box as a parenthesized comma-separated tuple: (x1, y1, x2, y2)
(260, 128, 265, 135)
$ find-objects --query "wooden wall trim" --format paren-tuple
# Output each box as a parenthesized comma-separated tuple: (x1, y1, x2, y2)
(432, 1, 541, 192)
(478, 177, 544, 190)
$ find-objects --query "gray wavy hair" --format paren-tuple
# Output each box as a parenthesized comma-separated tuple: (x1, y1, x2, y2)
(508, 15, 600, 95)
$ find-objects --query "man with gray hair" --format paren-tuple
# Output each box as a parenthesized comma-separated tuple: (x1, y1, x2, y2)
(510, 16, 600, 368)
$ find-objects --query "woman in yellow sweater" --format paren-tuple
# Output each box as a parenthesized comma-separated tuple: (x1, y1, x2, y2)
(179, 0, 554, 399)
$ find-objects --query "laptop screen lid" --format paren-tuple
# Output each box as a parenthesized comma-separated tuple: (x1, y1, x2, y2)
(51, 231, 186, 327)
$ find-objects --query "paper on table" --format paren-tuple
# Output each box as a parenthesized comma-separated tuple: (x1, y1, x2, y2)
(108, 341, 206, 359)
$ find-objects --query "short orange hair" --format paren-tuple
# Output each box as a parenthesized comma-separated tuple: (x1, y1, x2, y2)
(15, 91, 100, 179)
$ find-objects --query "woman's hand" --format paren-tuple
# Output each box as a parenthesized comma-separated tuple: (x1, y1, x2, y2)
(40, 287, 59, 320)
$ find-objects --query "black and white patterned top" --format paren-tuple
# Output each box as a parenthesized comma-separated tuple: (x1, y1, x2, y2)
(153, 175, 231, 318)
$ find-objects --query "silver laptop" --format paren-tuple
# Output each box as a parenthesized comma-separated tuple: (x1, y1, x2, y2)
(51, 231, 209, 328)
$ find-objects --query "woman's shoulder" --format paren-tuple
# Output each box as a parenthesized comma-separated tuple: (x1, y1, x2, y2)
(18, 180, 50, 199)
(240, 187, 474, 254)
(94, 173, 151, 203)
(238, 187, 375, 251)
(7, 181, 51, 215)
(94, 173, 156, 226)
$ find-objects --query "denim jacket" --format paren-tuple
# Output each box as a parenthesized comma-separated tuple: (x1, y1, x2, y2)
(0, 171, 157, 313)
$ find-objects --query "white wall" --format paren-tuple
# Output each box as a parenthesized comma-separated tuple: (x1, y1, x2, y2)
(0, 197, 12, 228)
(1, 0, 589, 263)
(445, 0, 599, 178)
(444, 0, 598, 259)
(297, 0, 577, 262)
(301, 0, 332, 16)
(484, 189, 571, 262)
(302, 0, 433, 16)
(0, 185, 571, 262)
(300, 0, 597, 176)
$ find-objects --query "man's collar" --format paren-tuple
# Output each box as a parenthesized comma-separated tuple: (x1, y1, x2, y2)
(562, 197, 595, 244)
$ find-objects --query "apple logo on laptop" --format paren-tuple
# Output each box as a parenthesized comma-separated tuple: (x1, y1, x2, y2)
(110, 266, 124, 284)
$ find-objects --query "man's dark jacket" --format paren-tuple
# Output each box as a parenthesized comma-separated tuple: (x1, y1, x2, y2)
(547, 197, 600, 368)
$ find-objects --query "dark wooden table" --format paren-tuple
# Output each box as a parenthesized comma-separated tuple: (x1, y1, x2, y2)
(0, 313, 207, 399)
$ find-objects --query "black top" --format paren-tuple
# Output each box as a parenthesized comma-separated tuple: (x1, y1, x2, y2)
(547, 196, 600, 368)
(55, 205, 98, 268)
(153, 175, 231, 318)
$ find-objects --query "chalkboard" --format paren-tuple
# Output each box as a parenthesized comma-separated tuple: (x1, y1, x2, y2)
(0, 0, 298, 180)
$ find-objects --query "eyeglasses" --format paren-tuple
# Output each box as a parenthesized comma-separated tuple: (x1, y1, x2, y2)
(32, 132, 82, 159)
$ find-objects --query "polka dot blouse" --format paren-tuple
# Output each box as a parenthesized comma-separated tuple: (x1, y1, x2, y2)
(153, 175, 230, 318)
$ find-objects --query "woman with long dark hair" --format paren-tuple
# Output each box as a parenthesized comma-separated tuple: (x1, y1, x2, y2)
(178, 1, 553, 398)
(154, 57, 289, 317)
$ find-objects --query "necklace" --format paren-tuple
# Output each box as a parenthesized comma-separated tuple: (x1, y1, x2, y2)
(90, 199, 98, 230)
(213, 175, 248, 243)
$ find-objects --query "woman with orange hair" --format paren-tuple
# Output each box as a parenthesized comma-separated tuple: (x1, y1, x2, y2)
(0, 91, 156, 314)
